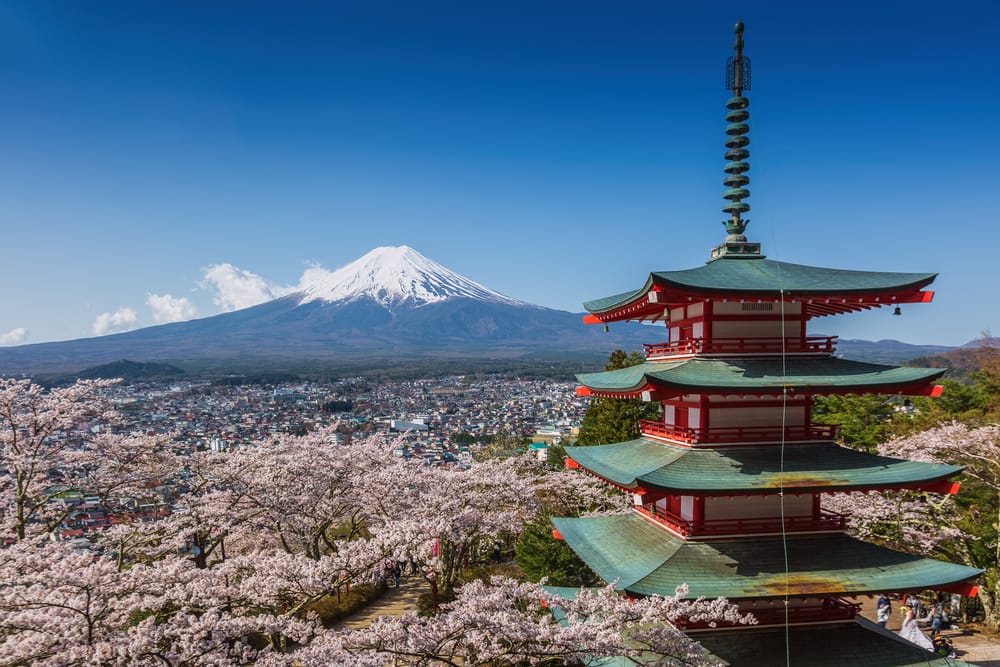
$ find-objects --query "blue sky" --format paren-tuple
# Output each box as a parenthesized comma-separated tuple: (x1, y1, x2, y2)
(1, 1, 996, 346)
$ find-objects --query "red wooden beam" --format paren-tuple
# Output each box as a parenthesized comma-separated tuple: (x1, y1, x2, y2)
(575, 386, 593, 397)
(917, 480, 961, 495)
(935, 582, 979, 597)
(551, 529, 563, 541)
(564, 457, 581, 469)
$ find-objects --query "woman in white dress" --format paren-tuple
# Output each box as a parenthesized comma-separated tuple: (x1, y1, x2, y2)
(898, 606, 935, 651)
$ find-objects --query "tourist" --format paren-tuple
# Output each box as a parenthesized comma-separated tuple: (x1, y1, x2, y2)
(932, 633, 956, 658)
(931, 597, 945, 634)
(876, 594, 891, 628)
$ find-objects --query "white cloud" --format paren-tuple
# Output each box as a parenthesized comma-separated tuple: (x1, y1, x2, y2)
(147, 293, 198, 324)
(92, 308, 138, 336)
(0, 327, 27, 345)
(201, 263, 291, 311)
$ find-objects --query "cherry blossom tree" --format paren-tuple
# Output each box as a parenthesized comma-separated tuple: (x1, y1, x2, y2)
(269, 577, 751, 666)
(825, 489, 969, 555)
(826, 423, 1000, 626)
(0, 539, 317, 666)
(0, 379, 745, 664)
(0, 378, 119, 540)
(884, 423, 1000, 628)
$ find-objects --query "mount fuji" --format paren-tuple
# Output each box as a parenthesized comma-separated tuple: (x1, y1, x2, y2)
(0, 246, 649, 375)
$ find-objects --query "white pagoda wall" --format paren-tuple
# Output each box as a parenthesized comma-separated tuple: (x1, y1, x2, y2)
(705, 494, 812, 520)
(709, 406, 805, 427)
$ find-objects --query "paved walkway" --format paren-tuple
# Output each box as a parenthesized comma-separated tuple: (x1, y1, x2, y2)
(857, 597, 1000, 666)
(335, 574, 427, 630)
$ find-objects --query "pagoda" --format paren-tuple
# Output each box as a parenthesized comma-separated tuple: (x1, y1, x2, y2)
(552, 22, 982, 666)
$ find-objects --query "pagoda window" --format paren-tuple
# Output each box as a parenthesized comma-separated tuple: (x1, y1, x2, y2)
(711, 317, 800, 340)
(679, 496, 695, 522)
(704, 494, 813, 522)
(709, 405, 805, 428)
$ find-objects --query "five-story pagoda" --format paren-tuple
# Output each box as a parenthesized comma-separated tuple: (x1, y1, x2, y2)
(552, 22, 982, 666)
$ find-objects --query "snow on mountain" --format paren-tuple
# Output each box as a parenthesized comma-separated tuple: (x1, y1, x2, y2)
(295, 245, 526, 308)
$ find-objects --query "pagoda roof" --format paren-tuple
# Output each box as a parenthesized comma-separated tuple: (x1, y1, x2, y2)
(564, 439, 963, 494)
(551, 513, 982, 601)
(541, 591, 968, 666)
(583, 257, 936, 321)
(695, 618, 970, 667)
(576, 358, 944, 397)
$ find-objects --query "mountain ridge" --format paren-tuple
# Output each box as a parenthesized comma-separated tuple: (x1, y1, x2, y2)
(295, 245, 524, 308)
(0, 247, 972, 377)
(0, 245, 650, 375)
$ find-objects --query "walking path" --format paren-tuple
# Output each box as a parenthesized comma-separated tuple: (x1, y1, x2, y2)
(857, 596, 1000, 666)
(335, 574, 426, 630)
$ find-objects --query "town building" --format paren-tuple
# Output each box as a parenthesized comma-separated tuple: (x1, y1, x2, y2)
(552, 22, 981, 665)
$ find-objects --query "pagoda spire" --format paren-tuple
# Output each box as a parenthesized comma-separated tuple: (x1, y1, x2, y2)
(711, 20, 761, 260)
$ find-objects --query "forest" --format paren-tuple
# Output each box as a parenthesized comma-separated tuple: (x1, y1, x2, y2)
(0, 377, 748, 666)
(2, 344, 999, 664)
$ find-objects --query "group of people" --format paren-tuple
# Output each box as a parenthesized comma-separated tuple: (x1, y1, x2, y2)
(876, 593, 956, 658)
(379, 556, 419, 589)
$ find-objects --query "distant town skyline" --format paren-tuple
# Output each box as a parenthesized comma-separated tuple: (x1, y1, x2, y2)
(2, 1, 996, 347)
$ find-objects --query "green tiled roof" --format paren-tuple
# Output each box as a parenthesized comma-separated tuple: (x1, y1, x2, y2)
(697, 618, 969, 667)
(584, 258, 936, 314)
(541, 590, 968, 666)
(564, 439, 963, 493)
(551, 514, 982, 600)
(576, 358, 944, 394)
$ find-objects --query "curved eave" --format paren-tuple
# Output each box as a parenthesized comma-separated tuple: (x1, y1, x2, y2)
(582, 260, 937, 323)
(552, 514, 982, 601)
(576, 359, 946, 398)
(564, 439, 964, 494)
(697, 621, 973, 667)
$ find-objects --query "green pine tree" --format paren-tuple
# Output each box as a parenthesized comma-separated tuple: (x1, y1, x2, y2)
(575, 350, 660, 446)
(514, 514, 601, 587)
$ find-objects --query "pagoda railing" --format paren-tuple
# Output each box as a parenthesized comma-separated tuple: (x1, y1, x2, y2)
(643, 335, 837, 359)
(635, 505, 848, 538)
(681, 598, 860, 630)
(639, 420, 838, 445)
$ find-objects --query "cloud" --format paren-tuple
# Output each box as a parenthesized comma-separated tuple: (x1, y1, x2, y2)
(147, 293, 198, 324)
(92, 308, 138, 336)
(0, 327, 27, 346)
(201, 263, 291, 311)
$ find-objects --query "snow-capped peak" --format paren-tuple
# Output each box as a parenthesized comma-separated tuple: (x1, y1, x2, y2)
(296, 246, 525, 308)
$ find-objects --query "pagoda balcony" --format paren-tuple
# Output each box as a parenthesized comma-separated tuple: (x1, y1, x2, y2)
(643, 335, 837, 360)
(635, 505, 848, 538)
(639, 420, 839, 445)
(682, 598, 860, 630)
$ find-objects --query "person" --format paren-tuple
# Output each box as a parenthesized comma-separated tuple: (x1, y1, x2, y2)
(392, 562, 402, 588)
(876, 594, 891, 628)
(931, 598, 945, 634)
(898, 606, 934, 651)
(932, 633, 956, 658)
